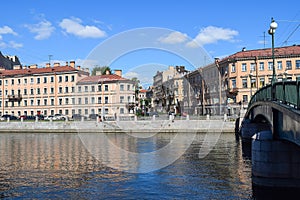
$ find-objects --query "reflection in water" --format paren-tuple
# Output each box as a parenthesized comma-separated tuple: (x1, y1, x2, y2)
(0, 133, 253, 199)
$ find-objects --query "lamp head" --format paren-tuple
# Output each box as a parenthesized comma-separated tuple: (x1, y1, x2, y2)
(270, 18, 278, 30)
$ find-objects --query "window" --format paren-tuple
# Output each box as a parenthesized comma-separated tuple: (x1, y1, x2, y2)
(241, 63, 247, 72)
(30, 99, 34, 106)
(17, 79, 21, 84)
(296, 60, 300, 69)
(30, 89, 34, 95)
(243, 95, 248, 103)
(72, 98, 75, 105)
(105, 108, 109, 114)
(50, 87, 54, 94)
(59, 87, 62, 93)
(71, 87, 75, 93)
(71, 75, 75, 82)
(78, 86, 82, 93)
(37, 78, 40, 84)
(65, 87, 69, 93)
(44, 77, 47, 83)
(120, 84, 124, 91)
(51, 99, 54, 106)
(24, 78, 27, 84)
(242, 79, 247, 88)
(65, 110, 69, 116)
(268, 62, 273, 70)
(78, 98, 82, 105)
(59, 98, 62, 105)
(44, 88, 47, 94)
(120, 108, 124, 114)
(231, 79, 236, 88)
(105, 96, 108, 104)
(30, 78, 34, 84)
(91, 86, 95, 92)
(85, 97, 88, 104)
(24, 89, 27, 95)
(127, 85, 131, 91)
(98, 85, 102, 91)
(259, 77, 265, 88)
(11, 79, 14, 85)
(259, 62, 264, 71)
(250, 63, 256, 71)
(85, 109, 88, 115)
(24, 100, 27, 106)
(277, 61, 283, 70)
(231, 64, 235, 73)
(59, 76, 62, 82)
(50, 77, 54, 82)
(98, 97, 102, 104)
(91, 97, 95, 104)
(65, 76, 69, 82)
(37, 99, 40, 106)
(105, 85, 108, 91)
(44, 99, 47, 106)
(5, 80, 8, 85)
(65, 98, 69, 105)
(37, 88, 40, 95)
(85, 86, 88, 92)
(120, 96, 124, 103)
(286, 60, 292, 70)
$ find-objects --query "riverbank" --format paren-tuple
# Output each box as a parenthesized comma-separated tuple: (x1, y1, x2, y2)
(0, 119, 235, 133)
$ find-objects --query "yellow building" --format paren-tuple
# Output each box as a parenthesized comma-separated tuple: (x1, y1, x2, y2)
(219, 45, 300, 114)
(0, 62, 135, 118)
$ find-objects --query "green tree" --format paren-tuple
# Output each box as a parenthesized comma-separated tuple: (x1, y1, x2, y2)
(91, 66, 112, 75)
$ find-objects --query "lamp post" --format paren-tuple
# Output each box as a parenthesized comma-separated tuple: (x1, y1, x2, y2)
(268, 17, 278, 84)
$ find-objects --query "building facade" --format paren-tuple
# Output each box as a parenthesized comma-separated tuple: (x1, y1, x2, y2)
(152, 66, 188, 114)
(0, 62, 135, 118)
(75, 70, 135, 118)
(219, 45, 300, 115)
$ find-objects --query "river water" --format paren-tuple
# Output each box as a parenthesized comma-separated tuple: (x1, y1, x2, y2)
(0, 132, 254, 199)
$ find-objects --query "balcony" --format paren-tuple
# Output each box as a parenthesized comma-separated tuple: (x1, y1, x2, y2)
(226, 88, 239, 98)
(8, 94, 22, 102)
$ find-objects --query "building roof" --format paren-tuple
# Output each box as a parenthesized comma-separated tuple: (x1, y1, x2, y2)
(77, 74, 128, 84)
(0, 66, 79, 76)
(221, 45, 300, 62)
(139, 89, 147, 93)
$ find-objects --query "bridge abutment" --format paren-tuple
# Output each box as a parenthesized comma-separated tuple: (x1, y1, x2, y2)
(252, 130, 300, 188)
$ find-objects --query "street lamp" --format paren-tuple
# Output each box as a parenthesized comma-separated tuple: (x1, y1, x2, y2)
(268, 17, 278, 84)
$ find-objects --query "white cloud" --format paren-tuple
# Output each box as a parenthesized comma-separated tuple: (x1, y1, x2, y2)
(0, 26, 17, 36)
(25, 20, 55, 40)
(0, 41, 23, 49)
(59, 17, 106, 38)
(124, 71, 139, 79)
(187, 26, 238, 47)
(158, 31, 188, 44)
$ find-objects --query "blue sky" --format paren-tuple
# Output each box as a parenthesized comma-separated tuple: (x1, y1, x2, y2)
(1, 0, 300, 87)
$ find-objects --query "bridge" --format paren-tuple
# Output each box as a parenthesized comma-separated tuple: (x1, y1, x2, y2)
(239, 80, 300, 189)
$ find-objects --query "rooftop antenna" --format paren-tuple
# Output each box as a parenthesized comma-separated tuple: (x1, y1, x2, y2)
(259, 31, 266, 48)
(48, 55, 53, 66)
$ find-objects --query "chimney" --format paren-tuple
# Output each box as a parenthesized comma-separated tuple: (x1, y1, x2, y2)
(46, 63, 51, 68)
(105, 69, 110, 75)
(66, 61, 69, 66)
(114, 69, 122, 77)
(77, 66, 81, 70)
(96, 71, 102, 76)
(29, 64, 37, 69)
(54, 62, 60, 67)
(70, 61, 75, 68)
(13, 65, 21, 70)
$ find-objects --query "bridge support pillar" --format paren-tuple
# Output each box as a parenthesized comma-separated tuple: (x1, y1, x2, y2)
(252, 130, 300, 188)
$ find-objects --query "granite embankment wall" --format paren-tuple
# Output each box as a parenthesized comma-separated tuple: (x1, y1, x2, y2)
(0, 120, 235, 133)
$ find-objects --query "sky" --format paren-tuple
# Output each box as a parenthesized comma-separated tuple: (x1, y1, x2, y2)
(1, 0, 300, 87)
